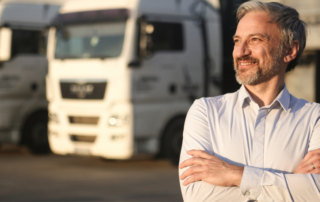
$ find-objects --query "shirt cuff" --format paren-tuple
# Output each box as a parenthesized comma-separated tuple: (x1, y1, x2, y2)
(239, 166, 263, 199)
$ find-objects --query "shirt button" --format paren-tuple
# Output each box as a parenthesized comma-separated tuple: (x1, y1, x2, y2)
(245, 191, 250, 196)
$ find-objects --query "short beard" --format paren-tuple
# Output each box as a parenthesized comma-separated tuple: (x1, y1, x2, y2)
(234, 45, 283, 85)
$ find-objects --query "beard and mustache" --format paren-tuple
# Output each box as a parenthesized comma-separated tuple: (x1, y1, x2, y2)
(233, 46, 283, 85)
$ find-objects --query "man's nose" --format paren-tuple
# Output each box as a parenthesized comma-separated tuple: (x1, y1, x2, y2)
(233, 41, 251, 58)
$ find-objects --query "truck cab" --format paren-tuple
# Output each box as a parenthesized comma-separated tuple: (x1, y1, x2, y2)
(0, 1, 60, 153)
(47, 0, 222, 164)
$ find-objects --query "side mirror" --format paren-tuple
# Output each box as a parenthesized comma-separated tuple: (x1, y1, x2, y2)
(0, 27, 11, 61)
(128, 19, 155, 68)
(138, 19, 154, 58)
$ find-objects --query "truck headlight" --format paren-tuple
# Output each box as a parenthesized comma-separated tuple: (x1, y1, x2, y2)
(108, 115, 128, 127)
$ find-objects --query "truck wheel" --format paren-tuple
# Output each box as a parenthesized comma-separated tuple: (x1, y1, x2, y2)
(163, 117, 185, 165)
(24, 112, 50, 154)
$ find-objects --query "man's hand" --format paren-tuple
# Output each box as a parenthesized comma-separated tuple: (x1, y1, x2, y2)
(294, 148, 320, 174)
(179, 150, 244, 187)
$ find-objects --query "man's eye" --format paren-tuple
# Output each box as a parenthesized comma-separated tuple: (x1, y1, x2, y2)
(234, 39, 240, 43)
(251, 38, 260, 42)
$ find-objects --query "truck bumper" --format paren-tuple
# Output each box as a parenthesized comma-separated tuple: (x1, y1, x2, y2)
(48, 102, 134, 159)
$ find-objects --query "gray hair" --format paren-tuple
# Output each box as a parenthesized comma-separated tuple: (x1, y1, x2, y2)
(237, 1, 307, 72)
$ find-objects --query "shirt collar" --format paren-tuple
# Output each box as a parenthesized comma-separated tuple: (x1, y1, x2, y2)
(238, 84, 290, 112)
(238, 85, 252, 108)
(276, 84, 290, 112)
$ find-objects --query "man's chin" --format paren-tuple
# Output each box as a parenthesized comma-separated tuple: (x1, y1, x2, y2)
(236, 74, 259, 85)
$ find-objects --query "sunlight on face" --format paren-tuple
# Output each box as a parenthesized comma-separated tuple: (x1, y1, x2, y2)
(232, 11, 283, 85)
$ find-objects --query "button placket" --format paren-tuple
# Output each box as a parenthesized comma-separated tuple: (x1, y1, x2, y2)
(245, 109, 268, 199)
(252, 109, 268, 168)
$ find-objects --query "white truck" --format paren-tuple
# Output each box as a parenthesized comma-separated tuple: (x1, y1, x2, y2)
(46, 0, 222, 164)
(0, 0, 62, 153)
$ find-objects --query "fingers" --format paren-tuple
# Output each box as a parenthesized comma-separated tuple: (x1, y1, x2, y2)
(300, 151, 314, 163)
(180, 165, 203, 180)
(295, 161, 319, 174)
(187, 150, 214, 159)
(302, 155, 320, 173)
(301, 148, 320, 163)
(182, 173, 203, 186)
(179, 156, 207, 169)
(295, 164, 312, 174)
(305, 153, 320, 165)
(179, 150, 216, 169)
(309, 168, 320, 174)
(304, 161, 320, 173)
(295, 149, 320, 174)
(313, 160, 320, 170)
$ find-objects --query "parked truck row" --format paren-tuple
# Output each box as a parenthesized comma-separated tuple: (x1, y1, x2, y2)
(0, 0, 226, 165)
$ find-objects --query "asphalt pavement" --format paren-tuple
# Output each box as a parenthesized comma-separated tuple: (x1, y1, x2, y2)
(0, 145, 183, 202)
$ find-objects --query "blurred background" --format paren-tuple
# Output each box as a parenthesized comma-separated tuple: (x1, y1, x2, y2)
(0, 0, 319, 201)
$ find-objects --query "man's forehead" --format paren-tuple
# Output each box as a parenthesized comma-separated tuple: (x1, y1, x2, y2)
(239, 10, 271, 23)
(235, 11, 279, 38)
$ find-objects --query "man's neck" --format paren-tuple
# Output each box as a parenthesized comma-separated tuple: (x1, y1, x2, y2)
(244, 75, 285, 108)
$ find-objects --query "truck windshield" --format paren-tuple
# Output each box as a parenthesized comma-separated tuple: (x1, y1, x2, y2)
(55, 22, 126, 59)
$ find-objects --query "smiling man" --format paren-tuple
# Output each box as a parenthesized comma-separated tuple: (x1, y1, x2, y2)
(179, 1, 320, 202)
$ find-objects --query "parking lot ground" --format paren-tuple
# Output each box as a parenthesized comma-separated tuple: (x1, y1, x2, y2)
(0, 146, 183, 201)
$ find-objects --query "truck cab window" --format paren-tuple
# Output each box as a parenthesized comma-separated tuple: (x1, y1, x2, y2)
(55, 22, 126, 59)
(147, 22, 184, 52)
(11, 29, 45, 58)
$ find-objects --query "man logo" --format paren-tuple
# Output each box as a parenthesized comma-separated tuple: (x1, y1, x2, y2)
(70, 83, 94, 98)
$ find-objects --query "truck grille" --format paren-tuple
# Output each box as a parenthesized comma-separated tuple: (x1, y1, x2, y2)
(60, 79, 107, 100)
(69, 116, 99, 125)
(70, 135, 96, 143)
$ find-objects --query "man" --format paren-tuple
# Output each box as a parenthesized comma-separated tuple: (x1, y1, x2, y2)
(179, 1, 320, 202)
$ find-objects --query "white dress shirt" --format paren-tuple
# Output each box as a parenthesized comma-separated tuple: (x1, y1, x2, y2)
(179, 85, 320, 202)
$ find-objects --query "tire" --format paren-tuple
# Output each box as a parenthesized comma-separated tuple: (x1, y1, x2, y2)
(23, 112, 50, 154)
(163, 117, 185, 166)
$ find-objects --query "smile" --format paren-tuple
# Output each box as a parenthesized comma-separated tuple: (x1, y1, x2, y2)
(240, 62, 256, 65)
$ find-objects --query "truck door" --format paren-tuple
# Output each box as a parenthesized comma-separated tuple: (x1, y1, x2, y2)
(132, 20, 186, 138)
(132, 17, 204, 132)
(0, 29, 47, 99)
(0, 29, 47, 146)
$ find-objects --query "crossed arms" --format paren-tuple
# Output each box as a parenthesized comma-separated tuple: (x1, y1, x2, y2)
(179, 100, 320, 202)
(180, 149, 320, 201)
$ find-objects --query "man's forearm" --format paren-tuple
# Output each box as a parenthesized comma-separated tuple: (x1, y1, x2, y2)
(179, 150, 248, 202)
(179, 150, 244, 187)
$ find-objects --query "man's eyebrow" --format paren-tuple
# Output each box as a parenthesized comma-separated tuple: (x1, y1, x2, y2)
(232, 34, 270, 40)
(250, 33, 270, 40)
(233, 35, 240, 39)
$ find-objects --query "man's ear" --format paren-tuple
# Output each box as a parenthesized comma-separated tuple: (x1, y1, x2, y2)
(284, 40, 299, 63)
